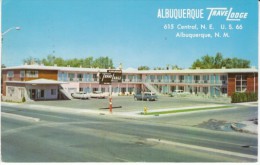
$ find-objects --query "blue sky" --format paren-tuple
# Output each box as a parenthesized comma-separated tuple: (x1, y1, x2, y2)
(1, 0, 258, 69)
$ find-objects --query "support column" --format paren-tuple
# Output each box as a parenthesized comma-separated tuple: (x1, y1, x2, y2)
(254, 73, 256, 92)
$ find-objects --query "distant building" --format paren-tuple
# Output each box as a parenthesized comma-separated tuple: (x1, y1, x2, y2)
(1, 64, 258, 102)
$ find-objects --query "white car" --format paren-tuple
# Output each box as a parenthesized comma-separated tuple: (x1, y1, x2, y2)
(71, 92, 90, 99)
(170, 90, 190, 97)
(90, 91, 108, 99)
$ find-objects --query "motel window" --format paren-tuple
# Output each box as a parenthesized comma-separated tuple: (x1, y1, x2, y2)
(236, 75, 247, 92)
(122, 75, 126, 81)
(68, 73, 75, 81)
(128, 75, 133, 82)
(51, 89, 57, 95)
(77, 74, 83, 81)
(202, 87, 208, 94)
(19, 88, 25, 98)
(203, 75, 209, 83)
(20, 70, 25, 77)
(93, 74, 98, 81)
(79, 88, 83, 92)
(7, 71, 14, 78)
(101, 88, 105, 92)
(220, 75, 227, 84)
(178, 86, 184, 91)
(7, 87, 15, 97)
(194, 75, 200, 83)
(93, 88, 98, 92)
(179, 75, 184, 83)
(157, 75, 162, 82)
(26, 70, 38, 78)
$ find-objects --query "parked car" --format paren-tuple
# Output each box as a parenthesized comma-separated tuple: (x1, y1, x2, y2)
(90, 91, 108, 99)
(71, 92, 90, 99)
(134, 92, 158, 101)
(170, 90, 190, 97)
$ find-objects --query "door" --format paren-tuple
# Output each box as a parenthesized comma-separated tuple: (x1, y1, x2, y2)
(31, 89, 36, 100)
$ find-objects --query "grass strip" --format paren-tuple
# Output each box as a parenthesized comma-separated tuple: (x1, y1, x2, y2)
(142, 106, 232, 115)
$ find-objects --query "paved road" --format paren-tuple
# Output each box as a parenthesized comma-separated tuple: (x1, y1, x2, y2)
(1, 105, 258, 162)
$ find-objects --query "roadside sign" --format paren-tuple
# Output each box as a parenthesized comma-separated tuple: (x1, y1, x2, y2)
(107, 70, 122, 83)
(99, 72, 112, 85)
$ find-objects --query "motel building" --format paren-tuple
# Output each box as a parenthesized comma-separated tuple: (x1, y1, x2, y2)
(1, 64, 258, 102)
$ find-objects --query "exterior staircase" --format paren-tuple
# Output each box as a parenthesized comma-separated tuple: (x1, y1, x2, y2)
(59, 88, 73, 100)
(143, 83, 161, 95)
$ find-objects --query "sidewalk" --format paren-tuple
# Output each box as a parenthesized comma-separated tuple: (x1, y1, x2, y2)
(1, 102, 230, 118)
(233, 101, 258, 107)
(116, 104, 231, 118)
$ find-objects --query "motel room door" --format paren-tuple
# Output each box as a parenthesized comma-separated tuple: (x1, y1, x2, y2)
(30, 89, 36, 100)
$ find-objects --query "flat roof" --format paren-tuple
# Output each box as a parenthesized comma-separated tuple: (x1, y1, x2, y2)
(2, 64, 258, 74)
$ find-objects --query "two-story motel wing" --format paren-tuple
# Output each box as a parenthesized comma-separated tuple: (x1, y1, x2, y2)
(1, 64, 258, 102)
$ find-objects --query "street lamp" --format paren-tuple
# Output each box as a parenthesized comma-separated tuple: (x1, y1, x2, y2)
(2, 26, 21, 36)
(1, 26, 21, 68)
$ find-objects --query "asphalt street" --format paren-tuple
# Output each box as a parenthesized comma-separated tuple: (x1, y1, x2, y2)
(1, 105, 258, 162)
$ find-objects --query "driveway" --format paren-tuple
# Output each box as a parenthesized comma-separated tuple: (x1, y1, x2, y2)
(26, 96, 227, 112)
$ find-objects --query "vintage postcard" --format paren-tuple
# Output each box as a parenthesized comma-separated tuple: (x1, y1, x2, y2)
(1, 0, 258, 163)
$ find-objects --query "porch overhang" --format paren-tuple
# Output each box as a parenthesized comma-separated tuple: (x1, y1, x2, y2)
(5, 79, 67, 85)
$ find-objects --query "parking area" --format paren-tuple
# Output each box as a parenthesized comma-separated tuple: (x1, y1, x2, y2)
(25, 96, 229, 112)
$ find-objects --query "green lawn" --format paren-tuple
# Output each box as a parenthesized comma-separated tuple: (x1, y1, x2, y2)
(142, 106, 232, 115)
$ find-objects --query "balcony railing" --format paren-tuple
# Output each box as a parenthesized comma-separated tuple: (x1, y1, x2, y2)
(58, 77, 226, 85)
(143, 79, 224, 85)
(123, 79, 142, 82)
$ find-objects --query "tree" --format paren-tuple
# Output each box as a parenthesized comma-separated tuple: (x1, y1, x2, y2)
(214, 52, 223, 68)
(191, 53, 251, 69)
(201, 54, 214, 69)
(93, 56, 113, 69)
(41, 55, 56, 66)
(25, 55, 114, 68)
(222, 58, 233, 68)
(172, 65, 182, 70)
(191, 59, 202, 69)
(138, 66, 150, 70)
(83, 57, 94, 68)
(154, 67, 164, 70)
(23, 56, 41, 65)
(1, 64, 6, 68)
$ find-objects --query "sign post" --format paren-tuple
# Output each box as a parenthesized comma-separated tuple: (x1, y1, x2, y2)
(99, 70, 122, 114)
(109, 85, 112, 113)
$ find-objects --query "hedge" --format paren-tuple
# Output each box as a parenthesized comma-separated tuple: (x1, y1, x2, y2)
(231, 92, 258, 103)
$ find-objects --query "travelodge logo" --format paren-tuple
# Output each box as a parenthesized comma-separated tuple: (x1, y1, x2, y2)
(206, 8, 248, 21)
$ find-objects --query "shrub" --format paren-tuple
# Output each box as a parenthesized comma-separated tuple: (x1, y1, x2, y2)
(22, 97, 26, 102)
(231, 92, 258, 103)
